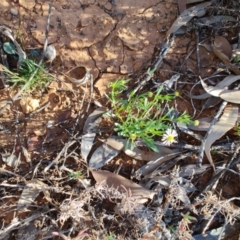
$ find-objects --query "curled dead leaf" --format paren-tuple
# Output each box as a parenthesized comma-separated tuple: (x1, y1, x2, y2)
(204, 104, 238, 170)
(200, 75, 240, 101)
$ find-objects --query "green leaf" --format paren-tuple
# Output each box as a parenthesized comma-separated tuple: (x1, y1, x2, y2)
(3, 42, 17, 55)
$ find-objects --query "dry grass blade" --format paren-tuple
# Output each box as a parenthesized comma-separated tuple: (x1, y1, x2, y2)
(204, 104, 238, 170)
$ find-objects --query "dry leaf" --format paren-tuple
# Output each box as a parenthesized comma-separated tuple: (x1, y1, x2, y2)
(81, 107, 107, 161)
(134, 151, 182, 178)
(179, 164, 211, 177)
(21, 146, 31, 163)
(200, 75, 240, 97)
(17, 179, 47, 209)
(204, 104, 238, 170)
(199, 16, 236, 25)
(167, 2, 210, 36)
(81, 133, 96, 162)
(199, 43, 213, 52)
(212, 39, 240, 75)
(178, 0, 187, 14)
(219, 89, 240, 104)
(88, 143, 120, 169)
(103, 136, 173, 161)
(83, 107, 107, 133)
(91, 170, 155, 204)
(1, 152, 19, 168)
(16, 222, 37, 240)
(213, 35, 232, 59)
(202, 96, 222, 110)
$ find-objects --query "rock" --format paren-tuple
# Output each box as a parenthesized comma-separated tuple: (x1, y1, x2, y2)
(10, 8, 18, 16)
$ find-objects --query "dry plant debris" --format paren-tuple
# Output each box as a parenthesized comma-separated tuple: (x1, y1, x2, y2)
(0, 0, 240, 239)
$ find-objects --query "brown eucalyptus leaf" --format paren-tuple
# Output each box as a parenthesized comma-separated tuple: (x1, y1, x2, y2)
(103, 136, 173, 161)
(200, 75, 240, 97)
(17, 179, 47, 209)
(91, 170, 155, 204)
(219, 89, 240, 104)
(213, 35, 232, 59)
(204, 104, 238, 170)
(167, 2, 210, 36)
(212, 42, 240, 75)
(88, 143, 120, 169)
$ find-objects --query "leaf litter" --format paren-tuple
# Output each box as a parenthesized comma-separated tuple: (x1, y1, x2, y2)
(0, 1, 240, 239)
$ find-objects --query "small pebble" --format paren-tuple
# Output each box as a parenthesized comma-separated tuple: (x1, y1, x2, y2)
(44, 45, 56, 62)
(10, 8, 18, 16)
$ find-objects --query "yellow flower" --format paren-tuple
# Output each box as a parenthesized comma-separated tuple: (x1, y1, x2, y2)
(193, 120, 199, 126)
(130, 133, 137, 141)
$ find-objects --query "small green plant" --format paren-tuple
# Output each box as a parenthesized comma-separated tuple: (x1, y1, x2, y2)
(106, 79, 195, 151)
(2, 58, 53, 91)
(104, 234, 115, 240)
(68, 171, 83, 180)
(233, 56, 240, 63)
(236, 125, 240, 136)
